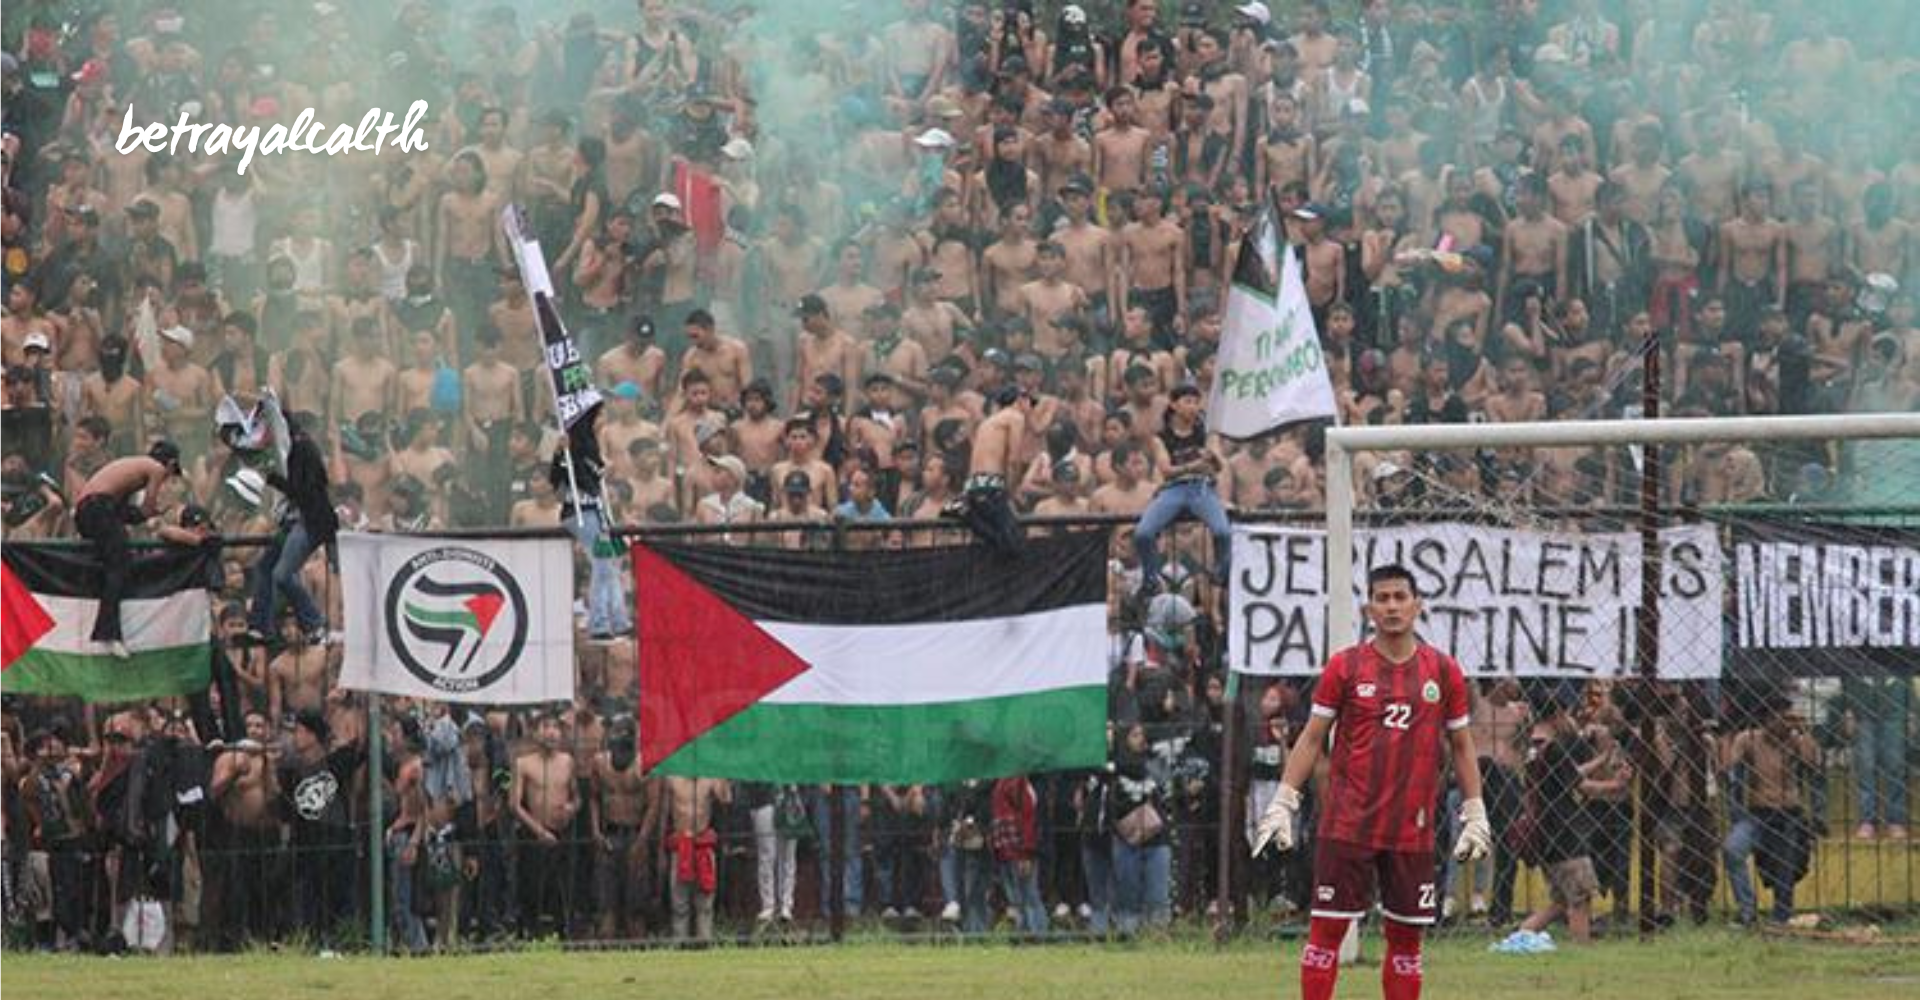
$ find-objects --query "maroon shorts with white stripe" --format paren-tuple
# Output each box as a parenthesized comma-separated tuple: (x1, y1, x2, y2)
(1310, 838, 1439, 925)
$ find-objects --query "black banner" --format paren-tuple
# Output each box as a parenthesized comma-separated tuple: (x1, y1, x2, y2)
(1730, 519, 1920, 676)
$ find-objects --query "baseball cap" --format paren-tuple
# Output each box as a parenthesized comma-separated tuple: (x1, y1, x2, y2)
(630, 316, 656, 340)
(926, 94, 964, 120)
(720, 136, 754, 160)
(710, 454, 746, 482)
(1058, 174, 1093, 196)
(159, 325, 194, 349)
(1235, 2, 1272, 25)
(1013, 353, 1045, 373)
(126, 198, 160, 219)
(651, 192, 683, 212)
(783, 470, 813, 495)
(64, 203, 99, 224)
(1292, 203, 1328, 221)
(795, 293, 829, 317)
(913, 128, 956, 149)
(21, 331, 50, 353)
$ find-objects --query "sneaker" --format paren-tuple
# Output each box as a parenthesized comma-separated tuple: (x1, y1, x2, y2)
(107, 640, 131, 660)
(755, 908, 775, 924)
(1854, 823, 1878, 840)
(1053, 902, 1071, 920)
(1442, 896, 1459, 921)
(1471, 894, 1489, 917)
(1887, 824, 1909, 840)
(940, 901, 960, 923)
(1077, 903, 1093, 921)
(903, 906, 922, 919)
(881, 907, 899, 919)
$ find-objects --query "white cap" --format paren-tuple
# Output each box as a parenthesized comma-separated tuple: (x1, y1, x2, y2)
(913, 127, 956, 149)
(1346, 97, 1371, 117)
(1235, 2, 1272, 25)
(159, 325, 194, 349)
(1062, 4, 1088, 24)
(227, 467, 266, 506)
(1372, 460, 1406, 481)
(651, 192, 683, 212)
(720, 136, 754, 160)
(21, 331, 51, 352)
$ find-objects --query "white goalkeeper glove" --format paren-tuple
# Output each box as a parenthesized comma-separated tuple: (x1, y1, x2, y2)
(1453, 797, 1492, 862)
(1251, 783, 1302, 856)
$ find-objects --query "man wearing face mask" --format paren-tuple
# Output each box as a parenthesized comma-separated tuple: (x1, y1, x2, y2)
(591, 715, 659, 940)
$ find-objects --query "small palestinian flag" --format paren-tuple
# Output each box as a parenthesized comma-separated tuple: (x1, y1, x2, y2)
(636, 533, 1110, 784)
(2, 544, 213, 702)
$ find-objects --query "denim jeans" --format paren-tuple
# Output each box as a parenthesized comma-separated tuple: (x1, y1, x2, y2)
(250, 519, 326, 632)
(1133, 480, 1232, 588)
(998, 858, 1049, 932)
(1110, 837, 1170, 934)
(810, 787, 863, 917)
(940, 846, 993, 932)
(566, 505, 630, 636)
(1723, 810, 1759, 922)
(1080, 837, 1113, 933)
(388, 829, 428, 952)
(1853, 717, 1909, 826)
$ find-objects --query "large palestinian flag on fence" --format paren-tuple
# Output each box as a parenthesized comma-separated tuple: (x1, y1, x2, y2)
(2, 544, 213, 702)
(635, 533, 1110, 784)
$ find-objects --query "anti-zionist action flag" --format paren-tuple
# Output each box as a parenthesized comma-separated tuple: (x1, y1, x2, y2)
(2, 544, 212, 702)
(636, 534, 1110, 784)
(339, 532, 575, 704)
(1207, 209, 1339, 438)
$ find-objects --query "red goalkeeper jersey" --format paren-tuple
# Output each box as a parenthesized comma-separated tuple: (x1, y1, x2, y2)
(1309, 641, 1471, 852)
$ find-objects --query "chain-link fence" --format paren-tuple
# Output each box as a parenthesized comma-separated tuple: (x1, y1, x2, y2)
(4, 497, 1915, 955)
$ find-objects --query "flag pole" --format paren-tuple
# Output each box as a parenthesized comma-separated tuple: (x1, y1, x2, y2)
(1215, 667, 1240, 942)
(369, 695, 386, 955)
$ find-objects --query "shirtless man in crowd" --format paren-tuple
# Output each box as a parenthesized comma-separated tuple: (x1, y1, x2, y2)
(592, 716, 659, 940)
(269, 614, 336, 723)
(513, 713, 580, 936)
(207, 711, 283, 947)
(664, 774, 730, 941)
(944, 386, 1036, 554)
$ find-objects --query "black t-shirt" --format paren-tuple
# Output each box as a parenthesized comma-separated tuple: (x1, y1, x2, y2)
(279, 744, 365, 846)
(1160, 418, 1212, 483)
(1533, 733, 1593, 864)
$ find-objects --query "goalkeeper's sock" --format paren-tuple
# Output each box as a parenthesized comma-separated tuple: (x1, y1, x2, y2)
(1382, 919, 1424, 1000)
(1300, 916, 1350, 1000)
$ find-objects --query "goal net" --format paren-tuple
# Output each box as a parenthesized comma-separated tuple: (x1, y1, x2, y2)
(1232, 411, 1920, 935)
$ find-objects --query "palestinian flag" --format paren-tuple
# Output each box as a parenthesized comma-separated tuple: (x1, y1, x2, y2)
(2, 544, 214, 702)
(636, 533, 1110, 784)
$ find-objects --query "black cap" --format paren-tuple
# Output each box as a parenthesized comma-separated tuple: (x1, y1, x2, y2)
(863, 371, 896, 387)
(1013, 353, 1045, 373)
(982, 348, 1012, 368)
(125, 199, 160, 219)
(795, 294, 829, 317)
(65, 203, 99, 223)
(1058, 174, 1093, 196)
(782, 470, 812, 495)
(630, 315, 656, 340)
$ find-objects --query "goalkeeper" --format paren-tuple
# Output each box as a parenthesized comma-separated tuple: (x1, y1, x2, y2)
(1252, 565, 1492, 1000)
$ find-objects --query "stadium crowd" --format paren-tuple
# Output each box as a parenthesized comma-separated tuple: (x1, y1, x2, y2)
(1, 0, 1916, 954)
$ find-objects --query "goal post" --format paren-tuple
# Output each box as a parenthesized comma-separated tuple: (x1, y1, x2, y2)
(1324, 412, 1920, 652)
(1309, 409, 1920, 930)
